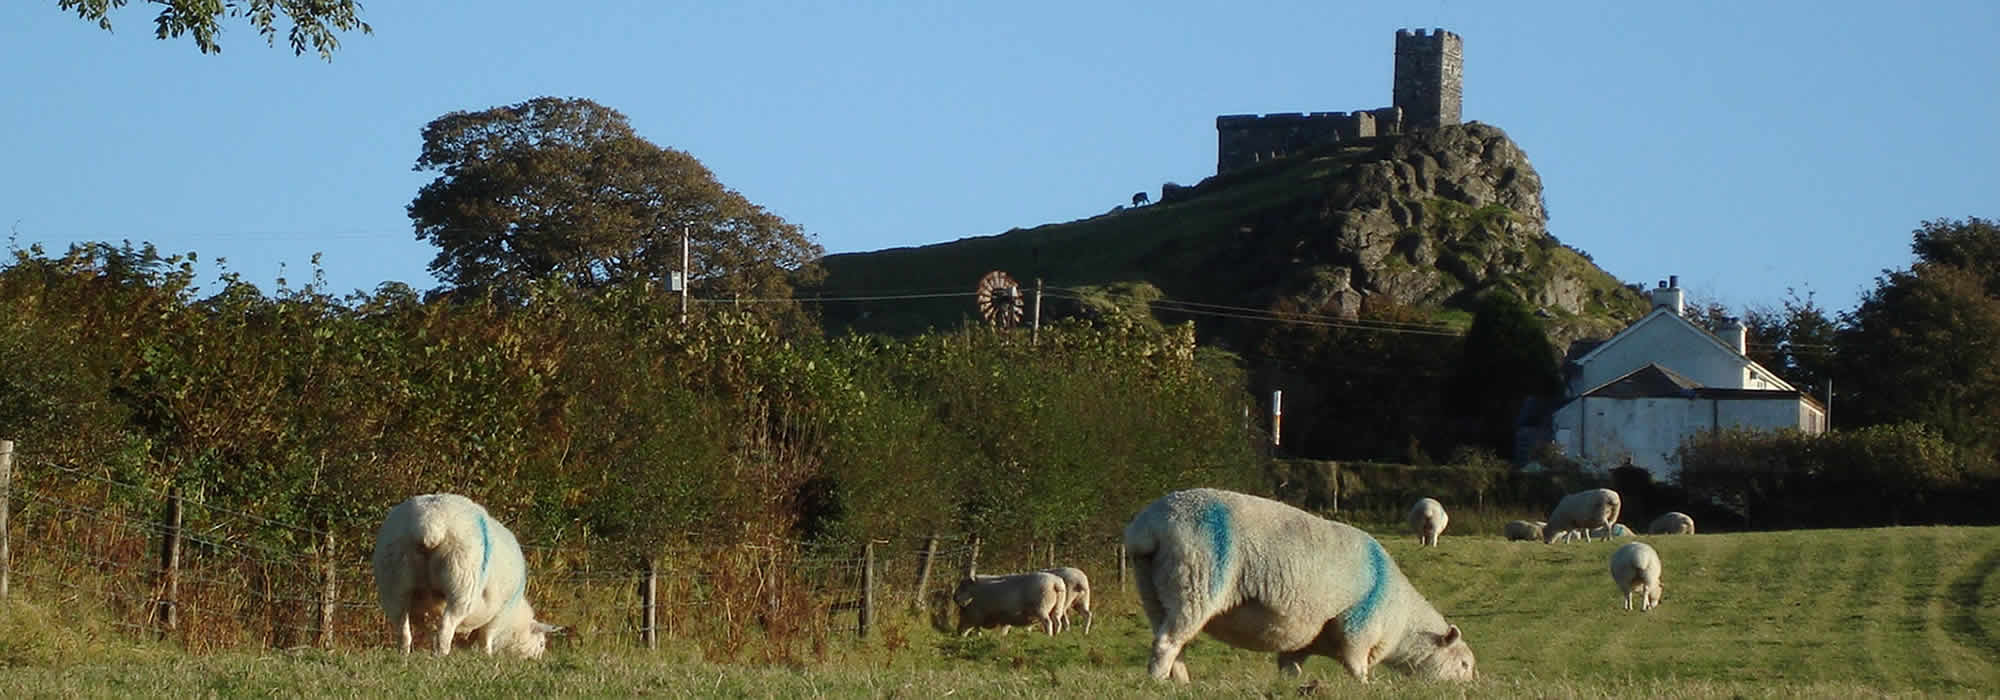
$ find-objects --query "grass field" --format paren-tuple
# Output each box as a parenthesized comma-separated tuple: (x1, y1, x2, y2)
(3, 525, 1995, 698)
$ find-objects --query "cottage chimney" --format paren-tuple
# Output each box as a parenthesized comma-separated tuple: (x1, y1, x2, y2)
(1650, 277, 1685, 317)
(1720, 316, 1747, 355)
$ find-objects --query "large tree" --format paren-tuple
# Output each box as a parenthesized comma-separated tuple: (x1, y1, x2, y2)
(58, 0, 369, 59)
(1449, 292, 1562, 458)
(409, 97, 823, 305)
(1835, 218, 2000, 459)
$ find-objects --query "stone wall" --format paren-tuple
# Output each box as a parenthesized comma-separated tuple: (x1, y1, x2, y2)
(1215, 110, 1382, 173)
(1215, 28, 1462, 174)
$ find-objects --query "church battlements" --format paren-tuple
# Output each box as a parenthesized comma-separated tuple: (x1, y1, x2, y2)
(1217, 29, 1462, 173)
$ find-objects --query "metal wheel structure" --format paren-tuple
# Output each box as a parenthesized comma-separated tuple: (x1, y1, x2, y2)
(975, 270, 1024, 328)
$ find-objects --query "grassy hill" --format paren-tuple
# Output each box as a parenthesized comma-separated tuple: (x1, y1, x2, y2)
(809, 124, 1648, 347)
(5, 524, 1995, 697)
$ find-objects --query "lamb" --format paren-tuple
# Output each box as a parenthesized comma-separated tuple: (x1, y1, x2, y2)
(1039, 566, 1093, 634)
(1587, 523, 1634, 539)
(1123, 488, 1475, 684)
(372, 493, 560, 657)
(1542, 488, 1622, 543)
(1648, 511, 1695, 535)
(1407, 498, 1448, 547)
(1609, 542, 1664, 611)
(1502, 520, 1543, 542)
(952, 572, 1067, 636)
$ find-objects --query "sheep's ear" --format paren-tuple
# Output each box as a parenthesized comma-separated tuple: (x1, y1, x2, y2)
(952, 590, 975, 607)
(535, 622, 566, 636)
(1439, 624, 1462, 646)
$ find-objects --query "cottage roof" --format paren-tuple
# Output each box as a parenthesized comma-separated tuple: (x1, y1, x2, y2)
(1577, 362, 1824, 409)
(1566, 307, 1797, 393)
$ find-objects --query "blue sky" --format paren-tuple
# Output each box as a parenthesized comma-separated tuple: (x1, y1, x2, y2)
(3, 1, 1995, 316)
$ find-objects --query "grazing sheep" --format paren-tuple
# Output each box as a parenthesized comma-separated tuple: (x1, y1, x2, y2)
(1502, 520, 1543, 542)
(1123, 488, 1476, 684)
(1408, 498, 1448, 547)
(1543, 489, 1622, 544)
(1039, 566, 1093, 634)
(1609, 542, 1663, 611)
(1587, 523, 1634, 539)
(1648, 511, 1695, 535)
(952, 572, 1067, 636)
(372, 493, 560, 657)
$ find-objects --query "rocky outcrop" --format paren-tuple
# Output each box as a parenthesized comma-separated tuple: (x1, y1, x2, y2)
(1179, 122, 1638, 330)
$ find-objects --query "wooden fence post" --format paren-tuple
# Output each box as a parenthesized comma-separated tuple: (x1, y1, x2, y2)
(0, 439, 12, 600)
(1046, 541, 1055, 567)
(1331, 461, 1341, 513)
(1116, 542, 1126, 591)
(639, 556, 659, 650)
(965, 535, 981, 579)
(911, 534, 938, 608)
(858, 541, 875, 638)
(157, 488, 183, 640)
(318, 525, 337, 649)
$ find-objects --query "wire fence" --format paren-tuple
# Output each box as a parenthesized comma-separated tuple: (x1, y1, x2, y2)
(0, 440, 1128, 654)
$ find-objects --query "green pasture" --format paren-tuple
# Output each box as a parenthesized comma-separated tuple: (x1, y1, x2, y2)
(2, 525, 1995, 698)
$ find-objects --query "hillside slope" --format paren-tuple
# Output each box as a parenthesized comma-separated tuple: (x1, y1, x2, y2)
(811, 122, 1646, 345)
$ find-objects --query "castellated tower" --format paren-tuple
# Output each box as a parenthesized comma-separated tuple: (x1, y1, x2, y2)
(1214, 29, 1463, 173)
(1392, 28, 1463, 130)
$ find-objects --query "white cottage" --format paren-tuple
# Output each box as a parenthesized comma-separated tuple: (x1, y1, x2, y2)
(1547, 276, 1826, 481)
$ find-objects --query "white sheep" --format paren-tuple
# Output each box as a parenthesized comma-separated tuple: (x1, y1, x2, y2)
(1502, 520, 1543, 542)
(1039, 566, 1093, 634)
(1609, 542, 1663, 611)
(1123, 488, 1476, 684)
(1542, 488, 1622, 544)
(1407, 498, 1448, 547)
(1587, 523, 1634, 539)
(952, 572, 1067, 636)
(1648, 511, 1695, 535)
(372, 493, 560, 657)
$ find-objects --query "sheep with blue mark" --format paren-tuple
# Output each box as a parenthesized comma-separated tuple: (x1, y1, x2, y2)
(1542, 488, 1622, 543)
(1407, 498, 1448, 547)
(1587, 523, 1634, 539)
(1610, 541, 1664, 611)
(1122, 488, 1476, 683)
(372, 493, 561, 657)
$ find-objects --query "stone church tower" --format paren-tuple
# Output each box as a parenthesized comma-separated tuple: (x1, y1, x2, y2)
(1392, 29, 1463, 130)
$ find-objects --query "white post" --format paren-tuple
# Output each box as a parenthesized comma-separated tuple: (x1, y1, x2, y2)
(680, 227, 690, 324)
(1271, 390, 1283, 447)
(1032, 279, 1043, 345)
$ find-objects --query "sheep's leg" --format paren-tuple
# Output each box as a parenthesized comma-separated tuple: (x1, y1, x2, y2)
(392, 611, 413, 655)
(1333, 634, 1381, 684)
(436, 610, 466, 656)
(1081, 607, 1092, 635)
(1148, 625, 1202, 682)
(1276, 650, 1310, 676)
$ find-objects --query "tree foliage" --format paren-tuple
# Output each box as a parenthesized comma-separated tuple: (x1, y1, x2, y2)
(58, 0, 369, 59)
(408, 97, 824, 310)
(1835, 218, 2000, 462)
(1449, 292, 1561, 458)
(0, 244, 1254, 555)
(1742, 289, 1836, 395)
